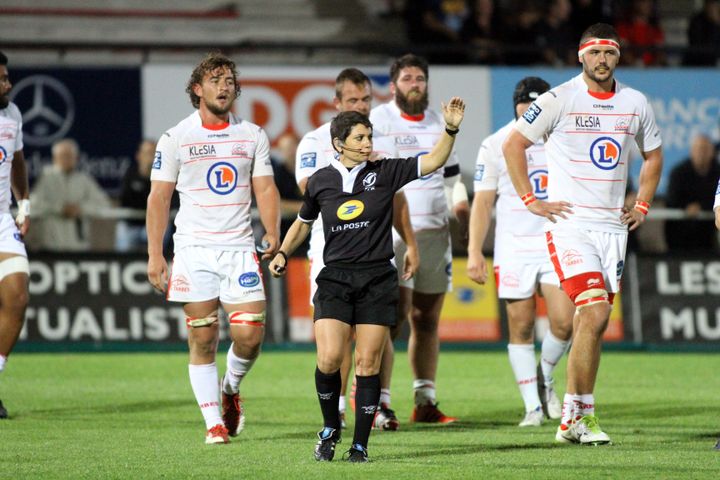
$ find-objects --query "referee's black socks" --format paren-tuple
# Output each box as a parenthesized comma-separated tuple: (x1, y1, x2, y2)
(353, 374, 381, 449)
(315, 366, 341, 431)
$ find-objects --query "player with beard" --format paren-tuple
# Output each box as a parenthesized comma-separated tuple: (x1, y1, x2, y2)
(147, 52, 280, 444)
(0, 51, 31, 420)
(503, 23, 663, 445)
(370, 54, 470, 425)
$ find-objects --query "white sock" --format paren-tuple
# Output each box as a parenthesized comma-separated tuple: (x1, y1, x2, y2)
(507, 343, 541, 412)
(188, 363, 223, 429)
(222, 344, 256, 395)
(580, 394, 595, 417)
(338, 395, 346, 414)
(540, 332, 570, 386)
(561, 393, 583, 427)
(379, 388, 391, 406)
(413, 379, 436, 406)
(0, 354, 6, 373)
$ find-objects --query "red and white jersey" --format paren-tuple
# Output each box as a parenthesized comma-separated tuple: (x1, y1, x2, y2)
(295, 121, 335, 256)
(514, 74, 662, 233)
(0, 103, 23, 214)
(151, 110, 273, 251)
(370, 101, 459, 231)
(474, 120, 548, 263)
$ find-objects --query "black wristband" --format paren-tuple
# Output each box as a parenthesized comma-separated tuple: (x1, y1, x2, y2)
(445, 126, 459, 136)
(276, 250, 288, 263)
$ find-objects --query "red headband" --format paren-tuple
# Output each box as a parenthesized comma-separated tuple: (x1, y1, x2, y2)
(578, 38, 621, 58)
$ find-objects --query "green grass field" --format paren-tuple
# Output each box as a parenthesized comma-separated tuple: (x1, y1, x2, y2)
(1, 351, 719, 479)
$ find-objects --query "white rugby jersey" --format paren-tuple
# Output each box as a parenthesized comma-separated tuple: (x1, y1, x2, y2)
(370, 101, 459, 231)
(151, 111, 273, 251)
(514, 74, 662, 233)
(295, 121, 335, 256)
(0, 103, 23, 214)
(475, 120, 548, 263)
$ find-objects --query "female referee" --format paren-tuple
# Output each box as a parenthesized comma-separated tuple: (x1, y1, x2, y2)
(269, 97, 465, 463)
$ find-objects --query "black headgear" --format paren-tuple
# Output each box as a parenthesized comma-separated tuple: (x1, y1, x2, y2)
(513, 77, 550, 109)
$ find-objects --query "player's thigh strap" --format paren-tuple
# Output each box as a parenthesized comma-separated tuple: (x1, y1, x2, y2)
(574, 288, 609, 309)
(561, 272, 608, 308)
(229, 311, 266, 327)
(0, 256, 29, 282)
(186, 314, 219, 328)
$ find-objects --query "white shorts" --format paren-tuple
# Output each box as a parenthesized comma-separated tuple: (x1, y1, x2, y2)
(308, 248, 325, 306)
(546, 227, 627, 294)
(395, 229, 452, 294)
(494, 262, 559, 300)
(167, 246, 266, 305)
(0, 213, 27, 257)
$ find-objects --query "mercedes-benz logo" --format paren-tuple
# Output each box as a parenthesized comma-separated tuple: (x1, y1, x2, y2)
(9, 75, 75, 147)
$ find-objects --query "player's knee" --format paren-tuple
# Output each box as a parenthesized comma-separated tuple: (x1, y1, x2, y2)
(317, 351, 344, 373)
(185, 314, 219, 329)
(228, 311, 266, 328)
(354, 353, 381, 376)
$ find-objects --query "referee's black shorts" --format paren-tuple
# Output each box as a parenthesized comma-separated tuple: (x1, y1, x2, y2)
(313, 261, 398, 326)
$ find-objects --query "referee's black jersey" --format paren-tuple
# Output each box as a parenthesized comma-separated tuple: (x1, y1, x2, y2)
(299, 157, 420, 265)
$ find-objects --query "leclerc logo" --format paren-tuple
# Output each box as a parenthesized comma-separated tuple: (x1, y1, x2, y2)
(589, 137, 622, 170)
(206, 162, 238, 195)
(0, 146, 6, 165)
(336, 200, 365, 220)
(529, 169, 548, 199)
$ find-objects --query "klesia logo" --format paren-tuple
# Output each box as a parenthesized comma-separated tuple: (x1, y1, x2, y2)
(589, 137, 622, 170)
(336, 200, 365, 220)
(239, 272, 260, 288)
(207, 162, 238, 195)
(0, 146, 7, 165)
(529, 169, 548, 199)
(363, 172, 377, 190)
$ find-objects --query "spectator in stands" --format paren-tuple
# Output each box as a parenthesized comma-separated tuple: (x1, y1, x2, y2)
(533, 0, 575, 66)
(665, 134, 720, 252)
(30, 138, 111, 251)
(615, 0, 666, 66)
(460, 0, 504, 64)
(115, 139, 156, 252)
(683, 0, 720, 66)
(270, 132, 303, 239)
(569, 0, 615, 41)
(500, 0, 542, 65)
(405, 0, 471, 63)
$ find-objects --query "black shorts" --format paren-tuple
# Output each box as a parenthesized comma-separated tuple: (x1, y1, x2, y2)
(313, 261, 398, 326)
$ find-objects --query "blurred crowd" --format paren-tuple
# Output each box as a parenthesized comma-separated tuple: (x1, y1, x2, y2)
(391, 0, 720, 66)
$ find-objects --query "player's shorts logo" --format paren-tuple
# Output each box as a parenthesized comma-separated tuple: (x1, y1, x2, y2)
(561, 249, 583, 267)
(616, 260, 624, 279)
(501, 272, 520, 288)
(589, 137, 622, 170)
(336, 200, 365, 220)
(0, 146, 7, 165)
(529, 169, 548, 200)
(206, 162, 238, 195)
(239, 272, 260, 288)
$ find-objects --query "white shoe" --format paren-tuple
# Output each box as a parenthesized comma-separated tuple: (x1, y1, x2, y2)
(518, 407, 544, 427)
(555, 423, 578, 443)
(545, 387, 562, 420)
(573, 415, 611, 445)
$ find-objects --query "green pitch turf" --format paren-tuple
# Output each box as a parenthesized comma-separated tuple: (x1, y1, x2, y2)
(1, 351, 718, 479)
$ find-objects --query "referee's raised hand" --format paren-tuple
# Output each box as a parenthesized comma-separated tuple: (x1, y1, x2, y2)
(441, 97, 465, 131)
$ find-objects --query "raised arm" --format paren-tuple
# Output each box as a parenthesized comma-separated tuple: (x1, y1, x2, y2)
(419, 97, 465, 176)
